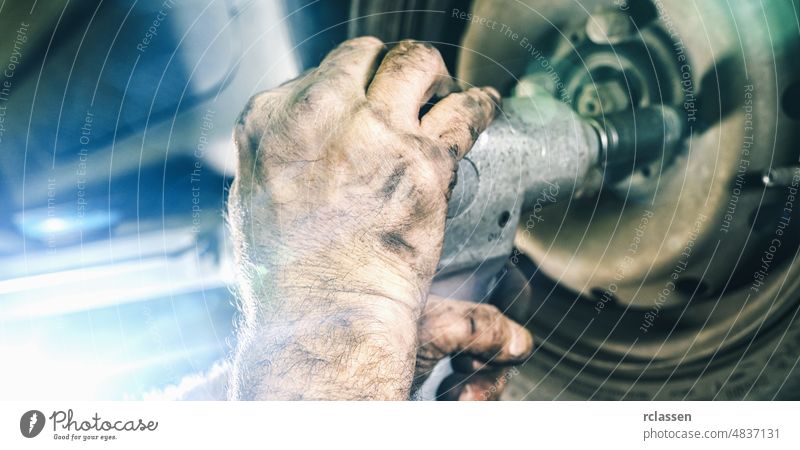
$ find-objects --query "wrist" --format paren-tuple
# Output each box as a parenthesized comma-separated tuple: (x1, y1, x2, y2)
(239, 235, 427, 310)
(275, 253, 427, 319)
(231, 288, 418, 399)
(229, 183, 438, 313)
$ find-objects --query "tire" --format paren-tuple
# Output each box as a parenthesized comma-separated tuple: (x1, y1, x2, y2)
(351, 0, 800, 400)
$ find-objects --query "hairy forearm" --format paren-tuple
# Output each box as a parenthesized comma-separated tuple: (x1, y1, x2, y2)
(229, 291, 417, 400)
(227, 201, 425, 400)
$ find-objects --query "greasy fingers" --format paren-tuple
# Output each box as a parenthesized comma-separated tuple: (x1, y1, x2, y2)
(421, 86, 500, 159)
(317, 36, 386, 95)
(419, 297, 534, 364)
(367, 39, 457, 124)
(414, 296, 532, 398)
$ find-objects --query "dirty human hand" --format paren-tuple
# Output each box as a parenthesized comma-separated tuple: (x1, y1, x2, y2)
(415, 295, 534, 400)
(227, 36, 510, 399)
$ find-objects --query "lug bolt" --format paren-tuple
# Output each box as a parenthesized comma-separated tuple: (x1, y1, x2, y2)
(586, 10, 636, 45)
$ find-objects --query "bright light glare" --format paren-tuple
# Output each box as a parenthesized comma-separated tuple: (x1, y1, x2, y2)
(41, 217, 68, 232)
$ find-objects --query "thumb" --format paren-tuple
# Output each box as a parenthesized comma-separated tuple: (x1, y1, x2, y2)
(419, 295, 533, 364)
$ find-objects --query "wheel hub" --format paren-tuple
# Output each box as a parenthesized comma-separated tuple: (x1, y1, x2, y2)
(459, 0, 800, 368)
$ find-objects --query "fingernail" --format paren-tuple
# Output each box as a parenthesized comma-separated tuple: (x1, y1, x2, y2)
(509, 327, 531, 357)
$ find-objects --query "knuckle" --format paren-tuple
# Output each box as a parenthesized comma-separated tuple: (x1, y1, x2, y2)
(236, 91, 274, 127)
(424, 145, 458, 181)
(393, 40, 444, 70)
(414, 40, 442, 58)
(420, 150, 456, 187)
(445, 90, 495, 132)
(475, 305, 506, 343)
(465, 88, 494, 110)
(391, 39, 417, 58)
(348, 35, 384, 48)
(325, 36, 385, 64)
(478, 86, 501, 103)
(396, 39, 420, 50)
(478, 303, 502, 319)
(235, 96, 258, 128)
(415, 162, 448, 193)
(466, 306, 504, 347)
(289, 78, 337, 112)
(462, 91, 484, 110)
(445, 90, 488, 120)
(444, 117, 479, 144)
(455, 314, 475, 343)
